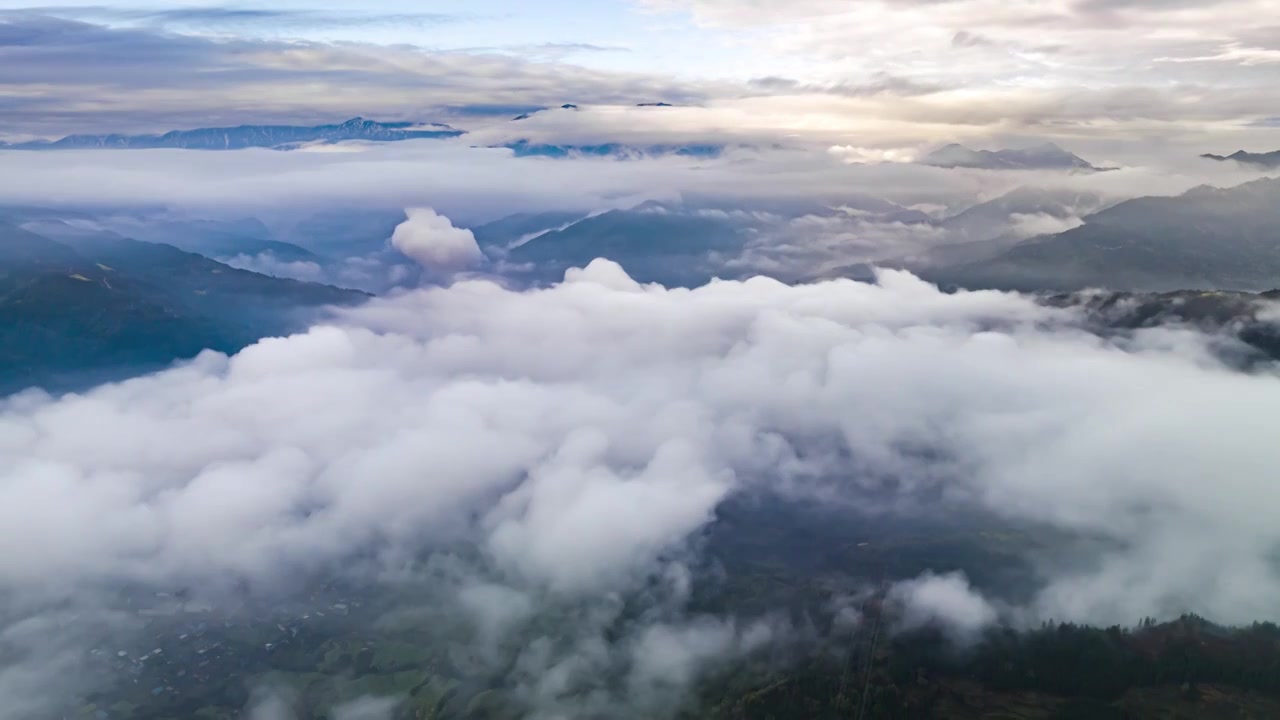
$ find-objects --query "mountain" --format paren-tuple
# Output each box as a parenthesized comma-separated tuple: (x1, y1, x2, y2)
(511, 104, 580, 120)
(470, 211, 586, 257)
(938, 187, 1109, 241)
(22, 216, 321, 265)
(3, 117, 463, 151)
(1201, 149, 1280, 169)
(502, 207, 747, 286)
(500, 140, 725, 159)
(921, 142, 1104, 171)
(811, 188, 1111, 282)
(927, 177, 1280, 292)
(277, 208, 407, 257)
(0, 223, 367, 395)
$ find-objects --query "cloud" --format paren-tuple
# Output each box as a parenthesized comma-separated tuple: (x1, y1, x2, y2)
(890, 571, 998, 636)
(1004, 211, 1085, 238)
(0, 16, 712, 138)
(332, 696, 402, 720)
(0, 138, 1269, 225)
(223, 253, 328, 283)
(245, 689, 301, 720)
(639, 0, 1280, 145)
(3, 9, 1280, 154)
(5, 256, 1280, 712)
(4, 262, 1280, 617)
(40, 6, 462, 33)
(389, 208, 485, 272)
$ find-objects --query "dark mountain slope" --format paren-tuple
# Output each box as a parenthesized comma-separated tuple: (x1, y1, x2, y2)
(930, 177, 1280, 292)
(921, 142, 1103, 171)
(0, 224, 366, 395)
(1201, 148, 1280, 169)
(470, 211, 585, 256)
(504, 208, 746, 286)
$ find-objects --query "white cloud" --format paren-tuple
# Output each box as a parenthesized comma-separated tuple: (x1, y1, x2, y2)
(5, 261, 1280, 712)
(0, 141, 1266, 226)
(224, 253, 328, 282)
(890, 571, 998, 636)
(390, 207, 485, 271)
(2, 263, 1280, 626)
(1005, 211, 1085, 238)
(332, 696, 401, 720)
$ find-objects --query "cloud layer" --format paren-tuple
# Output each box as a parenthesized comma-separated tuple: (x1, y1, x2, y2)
(4, 262, 1280, 623)
(3, 6, 1280, 156)
(4, 260, 1280, 713)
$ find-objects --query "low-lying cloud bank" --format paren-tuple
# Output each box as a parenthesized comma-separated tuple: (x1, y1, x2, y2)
(3, 262, 1280, 712)
(0, 140, 1269, 221)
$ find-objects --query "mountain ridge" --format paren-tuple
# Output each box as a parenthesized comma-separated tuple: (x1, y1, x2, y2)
(0, 117, 463, 151)
(0, 222, 367, 394)
(926, 176, 1280, 292)
(1201, 148, 1280, 169)
(921, 142, 1106, 171)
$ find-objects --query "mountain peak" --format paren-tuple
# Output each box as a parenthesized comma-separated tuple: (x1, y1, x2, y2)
(1201, 148, 1280, 169)
(922, 142, 1099, 171)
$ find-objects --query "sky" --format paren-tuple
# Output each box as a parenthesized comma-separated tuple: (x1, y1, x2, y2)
(4, 4, 1280, 717)
(1, 0, 1277, 157)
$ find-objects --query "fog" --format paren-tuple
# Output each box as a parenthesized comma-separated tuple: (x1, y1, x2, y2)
(3, 261, 1280, 713)
(3, 137, 1274, 292)
(0, 139, 1270, 222)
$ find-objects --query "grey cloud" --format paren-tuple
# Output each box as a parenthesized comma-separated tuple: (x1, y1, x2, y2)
(649, 0, 1280, 133)
(332, 695, 402, 720)
(0, 17, 710, 137)
(1, 12, 1277, 150)
(951, 30, 992, 47)
(0, 140, 1267, 229)
(11, 5, 463, 31)
(748, 72, 945, 97)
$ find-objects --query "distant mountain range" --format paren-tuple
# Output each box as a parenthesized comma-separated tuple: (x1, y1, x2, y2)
(0, 117, 463, 151)
(512, 104, 581, 120)
(816, 187, 1114, 280)
(0, 219, 366, 394)
(925, 177, 1280, 292)
(500, 140, 725, 159)
(0, 110, 727, 159)
(1201, 149, 1280, 169)
(470, 203, 747, 286)
(921, 143, 1107, 172)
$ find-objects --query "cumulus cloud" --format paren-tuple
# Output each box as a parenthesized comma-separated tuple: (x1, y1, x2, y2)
(389, 207, 485, 272)
(4, 261, 1280, 712)
(4, 262, 1280, 615)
